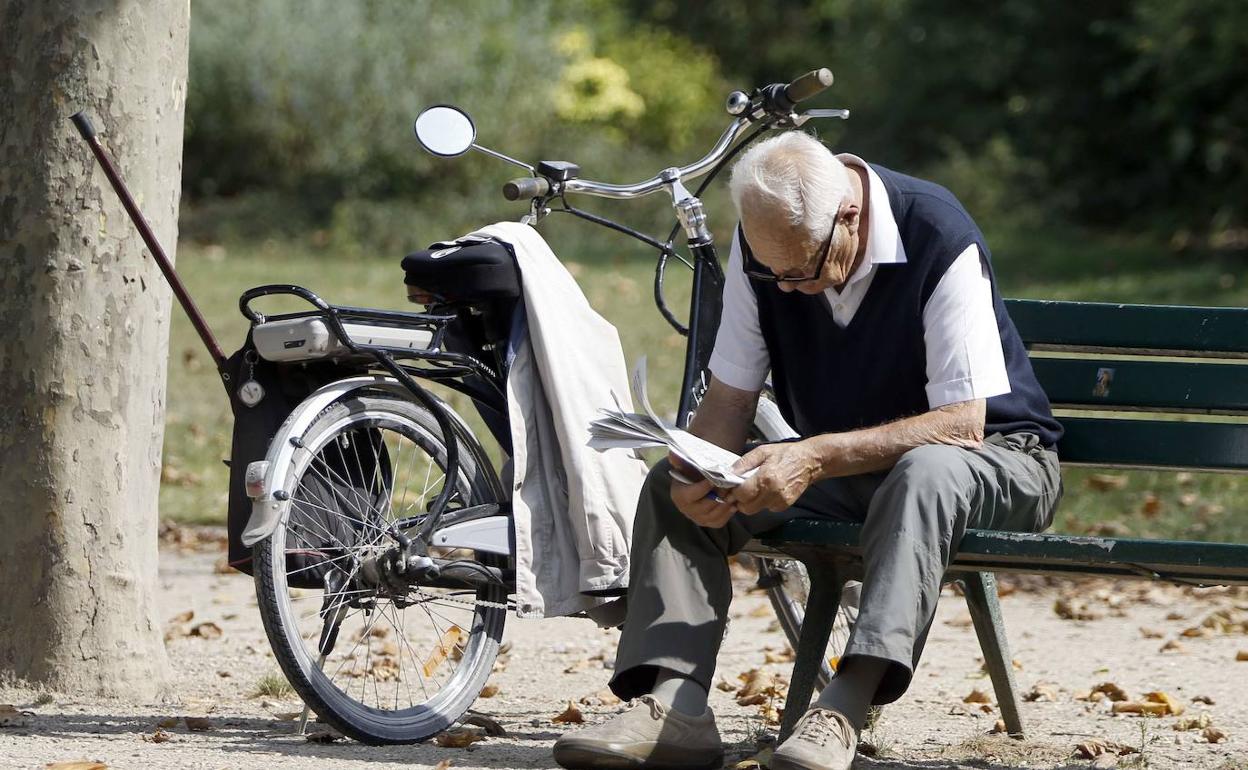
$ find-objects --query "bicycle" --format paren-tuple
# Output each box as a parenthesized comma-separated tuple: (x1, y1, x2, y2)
(74, 67, 855, 746)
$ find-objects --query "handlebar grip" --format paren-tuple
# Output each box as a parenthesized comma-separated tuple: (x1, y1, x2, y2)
(503, 177, 551, 201)
(784, 68, 834, 104)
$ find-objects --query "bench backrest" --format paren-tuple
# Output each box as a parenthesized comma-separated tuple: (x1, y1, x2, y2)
(1006, 299, 1248, 472)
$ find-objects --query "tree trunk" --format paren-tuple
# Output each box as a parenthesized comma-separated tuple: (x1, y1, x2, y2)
(0, 0, 189, 698)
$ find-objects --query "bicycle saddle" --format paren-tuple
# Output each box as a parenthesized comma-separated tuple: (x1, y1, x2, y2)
(401, 235, 521, 302)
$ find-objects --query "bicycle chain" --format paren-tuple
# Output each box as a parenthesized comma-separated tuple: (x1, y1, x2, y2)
(409, 589, 511, 612)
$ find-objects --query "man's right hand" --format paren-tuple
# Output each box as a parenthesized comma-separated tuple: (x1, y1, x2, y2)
(669, 454, 738, 528)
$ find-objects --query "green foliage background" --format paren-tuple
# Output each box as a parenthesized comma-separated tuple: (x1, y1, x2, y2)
(164, 0, 1247, 541)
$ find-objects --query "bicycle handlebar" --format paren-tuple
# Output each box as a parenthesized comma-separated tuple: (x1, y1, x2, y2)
(495, 67, 836, 203)
(785, 68, 834, 104)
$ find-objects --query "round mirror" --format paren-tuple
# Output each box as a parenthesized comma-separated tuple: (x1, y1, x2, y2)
(413, 105, 476, 157)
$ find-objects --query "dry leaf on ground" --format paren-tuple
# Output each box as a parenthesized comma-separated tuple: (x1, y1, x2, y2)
(733, 746, 774, 769)
(168, 610, 194, 625)
(433, 761, 452, 770)
(1191, 694, 1215, 705)
(460, 713, 507, 737)
(763, 646, 795, 664)
(990, 719, 1007, 734)
(306, 728, 342, 744)
(716, 679, 737, 693)
(1074, 738, 1137, 759)
(183, 716, 213, 732)
(1023, 684, 1057, 702)
(1173, 713, 1212, 731)
(736, 669, 767, 701)
(1138, 626, 1164, 639)
(1085, 474, 1128, 491)
(44, 763, 108, 770)
(579, 688, 621, 707)
(434, 726, 485, 747)
(1143, 691, 1184, 716)
(143, 728, 173, 743)
(963, 688, 993, 704)
(1054, 597, 1103, 621)
(423, 625, 465, 679)
(1201, 726, 1227, 744)
(1159, 639, 1185, 653)
(1236, 650, 1248, 661)
(189, 622, 223, 639)
(553, 701, 584, 724)
(0, 704, 31, 727)
(478, 684, 499, 698)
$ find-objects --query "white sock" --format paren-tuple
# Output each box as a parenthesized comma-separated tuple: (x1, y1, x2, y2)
(814, 656, 888, 729)
(651, 670, 708, 716)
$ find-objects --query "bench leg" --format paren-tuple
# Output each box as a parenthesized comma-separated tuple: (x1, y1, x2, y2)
(962, 571, 1024, 737)
(779, 563, 842, 741)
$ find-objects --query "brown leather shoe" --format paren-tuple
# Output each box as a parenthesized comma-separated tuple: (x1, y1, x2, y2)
(552, 694, 723, 769)
(770, 707, 857, 770)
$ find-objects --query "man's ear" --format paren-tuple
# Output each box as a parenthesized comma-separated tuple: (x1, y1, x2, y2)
(840, 204, 862, 237)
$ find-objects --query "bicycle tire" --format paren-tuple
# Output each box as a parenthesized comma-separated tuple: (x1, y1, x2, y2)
(254, 391, 507, 744)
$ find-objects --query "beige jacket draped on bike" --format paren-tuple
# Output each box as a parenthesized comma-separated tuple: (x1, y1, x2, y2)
(471, 221, 648, 619)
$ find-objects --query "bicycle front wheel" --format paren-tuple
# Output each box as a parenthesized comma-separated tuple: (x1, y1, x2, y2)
(253, 392, 507, 744)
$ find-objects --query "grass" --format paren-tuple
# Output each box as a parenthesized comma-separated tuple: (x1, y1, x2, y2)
(253, 672, 296, 699)
(160, 217, 1247, 544)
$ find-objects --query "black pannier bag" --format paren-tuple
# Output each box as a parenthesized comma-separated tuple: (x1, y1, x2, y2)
(222, 334, 388, 588)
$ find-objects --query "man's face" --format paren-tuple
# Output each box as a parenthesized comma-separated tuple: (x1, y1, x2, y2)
(743, 205, 860, 294)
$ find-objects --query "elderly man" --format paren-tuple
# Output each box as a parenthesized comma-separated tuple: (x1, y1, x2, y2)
(553, 132, 1063, 770)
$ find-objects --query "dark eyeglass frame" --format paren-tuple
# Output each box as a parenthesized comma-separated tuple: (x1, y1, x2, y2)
(742, 207, 841, 283)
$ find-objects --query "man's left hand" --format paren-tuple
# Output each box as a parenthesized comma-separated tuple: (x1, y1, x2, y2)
(726, 441, 821, 515)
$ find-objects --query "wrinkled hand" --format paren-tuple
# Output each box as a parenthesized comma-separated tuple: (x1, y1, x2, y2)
(725, 442, 821, 515)
(668, 454, 738, 529)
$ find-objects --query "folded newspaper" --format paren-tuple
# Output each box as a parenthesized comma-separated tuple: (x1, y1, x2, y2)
(588, 357, 756, 488)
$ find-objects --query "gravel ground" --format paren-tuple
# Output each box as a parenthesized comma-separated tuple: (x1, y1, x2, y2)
(2, 534, 1246, 770)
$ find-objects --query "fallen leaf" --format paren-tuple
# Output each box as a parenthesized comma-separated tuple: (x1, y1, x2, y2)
(44, 763, 109, 770)
(1074, 738, 1138, 758)
(460, 713, 507, 736)
(433, 761, 452, 770)
(1173, 713, 1212, 731)
(736, 669, 767, 701)
(749, 604, 773, 618)
(963, 689, 992, 704)
(1201, 726, 1226, 744)
(1112, 701, 1169, 716)
(479, 684, 499, 698)
(579, 688, 621, 707)
(990, 719, 1007, 733)
(1138, 626, 1165, 639)
(435, 726, 485, 747)
(715, 679, 737, 693)
(1085, 474, 1128, 491)
(423, 625, 465, 679)
(733, 746, 774, 769)
(1165, 611, 1187, 621)
(189, 622, 223, 639)
(184, 716, 213, 732)
(1180, 626, 1211, 638)
(1159, 639, 1185, 653)
(828, 656, 840, 672)
(1237, 650, 1248, 661)
(1023, 684, 1057, 702)
(1089, 682, 1129, 702)
(1191, 694, 1215, 705)
(552, 701, 584, 724)
(763, 646, 795, 664)
(144, 728, 173, 743)
(1143, 690, 1184, 716)
(1140, 494, 1162, 517)
(169, 610, 194, 625)
(0, 704, 31, 727)
(306, 728, 342, 743)
(1055, 597, 1103, 621)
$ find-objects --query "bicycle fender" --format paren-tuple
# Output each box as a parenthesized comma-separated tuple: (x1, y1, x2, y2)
(240, 374, 469, 547)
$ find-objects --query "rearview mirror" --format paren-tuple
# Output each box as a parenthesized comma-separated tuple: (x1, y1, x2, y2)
(413, 105, 476, 157)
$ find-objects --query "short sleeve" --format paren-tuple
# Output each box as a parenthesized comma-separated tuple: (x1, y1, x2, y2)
(922, 244, 1010, 407)
(708, 227, 770, 392)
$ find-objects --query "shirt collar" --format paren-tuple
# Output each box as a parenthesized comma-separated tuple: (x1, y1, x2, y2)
(836, 153, 907, 271)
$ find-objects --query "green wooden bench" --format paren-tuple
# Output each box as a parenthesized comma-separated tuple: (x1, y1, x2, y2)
(750, 298, 1248, 740)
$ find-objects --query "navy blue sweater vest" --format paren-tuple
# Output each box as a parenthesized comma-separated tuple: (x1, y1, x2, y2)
(742, 163, 1063, 448)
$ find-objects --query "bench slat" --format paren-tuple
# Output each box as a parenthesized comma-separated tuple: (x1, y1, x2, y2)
(754, 521, 1248, 585)
(1007, 299, 1248, 355)
(1031, 357, 1248, 413)
(1056, 417, 1248, 470)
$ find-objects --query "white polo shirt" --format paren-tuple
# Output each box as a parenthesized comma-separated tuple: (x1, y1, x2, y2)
(708, 154, 1011, 409)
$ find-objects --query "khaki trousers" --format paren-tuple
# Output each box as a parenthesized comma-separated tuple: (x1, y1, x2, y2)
(609, 433, 1062, 705)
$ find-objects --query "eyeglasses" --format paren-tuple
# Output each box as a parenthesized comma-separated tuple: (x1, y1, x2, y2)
(742, 211, 839, 284)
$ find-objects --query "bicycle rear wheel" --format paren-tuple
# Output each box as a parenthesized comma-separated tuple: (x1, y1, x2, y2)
(253, 392, 507, 744)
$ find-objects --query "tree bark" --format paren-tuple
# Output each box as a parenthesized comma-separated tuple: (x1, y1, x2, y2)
(0, 0, 189, 698)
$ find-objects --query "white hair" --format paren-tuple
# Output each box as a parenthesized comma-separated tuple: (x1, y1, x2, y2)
(728, 132, 851, 248)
